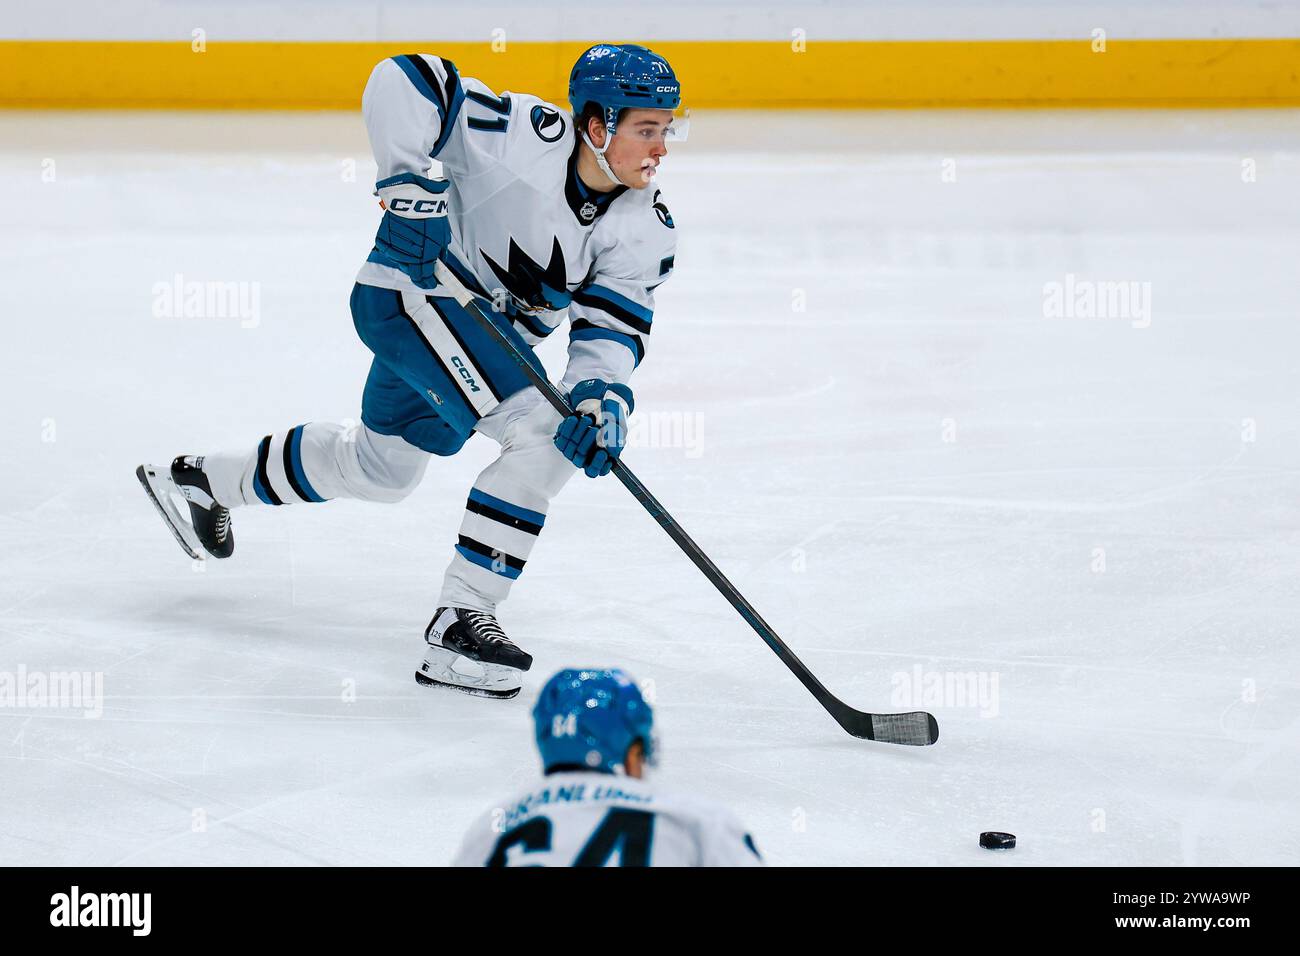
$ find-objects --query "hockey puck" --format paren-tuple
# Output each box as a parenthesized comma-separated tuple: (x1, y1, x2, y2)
(979, 831, 1016, 850)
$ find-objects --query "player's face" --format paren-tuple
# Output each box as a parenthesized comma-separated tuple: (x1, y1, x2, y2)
(624, 740, 646, 779)
(603, 109, 673, 189)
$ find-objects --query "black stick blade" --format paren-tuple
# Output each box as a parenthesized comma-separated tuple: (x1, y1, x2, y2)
(873, 711, 939, 746)
(831, 702, 939, 745)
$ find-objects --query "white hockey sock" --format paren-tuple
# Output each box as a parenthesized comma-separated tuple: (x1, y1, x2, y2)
(203, 422, 430, 508)
(438, 483, 549, 614)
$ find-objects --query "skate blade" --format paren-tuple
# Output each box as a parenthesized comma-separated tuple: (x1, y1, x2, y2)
(415, 644, 522, 700)
(135, 464, 203, 561)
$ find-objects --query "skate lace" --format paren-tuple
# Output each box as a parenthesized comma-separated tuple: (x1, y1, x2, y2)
(462, 610, 509, 645)
(214, 508, 230, 542)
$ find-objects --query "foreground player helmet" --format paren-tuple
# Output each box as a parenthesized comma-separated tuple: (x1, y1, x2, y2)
(568, 43, 685, 135)
(533, 668, 656, 774)
(568, 43, 689, 185)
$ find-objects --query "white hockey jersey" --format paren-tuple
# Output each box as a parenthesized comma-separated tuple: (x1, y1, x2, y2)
(357, 53, 677, 388)
(452, 771, 763, 867)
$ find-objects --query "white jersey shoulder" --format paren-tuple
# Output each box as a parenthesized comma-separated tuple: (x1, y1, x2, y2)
(361, 54, 570, 184)
(590, 181, 677, 283)
(452, 772, 762, 867)
(449, 82, 573, 183)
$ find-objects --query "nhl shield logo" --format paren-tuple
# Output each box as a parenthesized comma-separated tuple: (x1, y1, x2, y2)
(530, 105, 565, 143)
(579, 201, 598, 222)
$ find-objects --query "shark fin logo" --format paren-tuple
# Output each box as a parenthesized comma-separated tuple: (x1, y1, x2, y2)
(481, 237, 572, 313)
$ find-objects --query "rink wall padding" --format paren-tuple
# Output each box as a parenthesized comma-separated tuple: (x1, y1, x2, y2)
(2, 39, 1299, 109)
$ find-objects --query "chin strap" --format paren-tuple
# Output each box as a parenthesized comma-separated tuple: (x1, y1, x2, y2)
(581, 129, 624, 188)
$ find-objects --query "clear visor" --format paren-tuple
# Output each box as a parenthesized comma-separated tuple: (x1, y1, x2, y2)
(613, 106, 690, 144)
(666, 106, 690, 142)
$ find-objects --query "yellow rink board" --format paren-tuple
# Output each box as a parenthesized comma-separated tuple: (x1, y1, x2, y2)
(2, 39, 1298, 109)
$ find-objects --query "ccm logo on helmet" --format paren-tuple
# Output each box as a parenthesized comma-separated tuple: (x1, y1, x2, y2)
(388, 197, 447, 215)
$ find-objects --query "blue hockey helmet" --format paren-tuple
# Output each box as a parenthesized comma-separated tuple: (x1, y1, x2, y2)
(533, 668, 656, 775)
(568, 43, 688, 142)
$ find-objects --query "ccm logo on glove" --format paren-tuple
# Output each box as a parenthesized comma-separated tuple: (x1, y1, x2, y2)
(373, 173, 452, 288)
(387, 196, 448, 215)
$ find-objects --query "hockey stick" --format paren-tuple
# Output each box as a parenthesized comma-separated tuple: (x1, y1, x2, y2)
(433, 260, 938, 746)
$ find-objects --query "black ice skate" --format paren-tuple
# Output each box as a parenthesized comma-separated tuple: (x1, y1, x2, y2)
(415, 607, 533, 699)
(135, 455, 234, 561)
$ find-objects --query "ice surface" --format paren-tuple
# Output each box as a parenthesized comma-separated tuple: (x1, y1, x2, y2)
(1, 110, 1298, 865)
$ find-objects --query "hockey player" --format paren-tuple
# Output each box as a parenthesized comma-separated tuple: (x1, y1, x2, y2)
(136, 44, 685, 699)
(452, 668, 763, 866)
